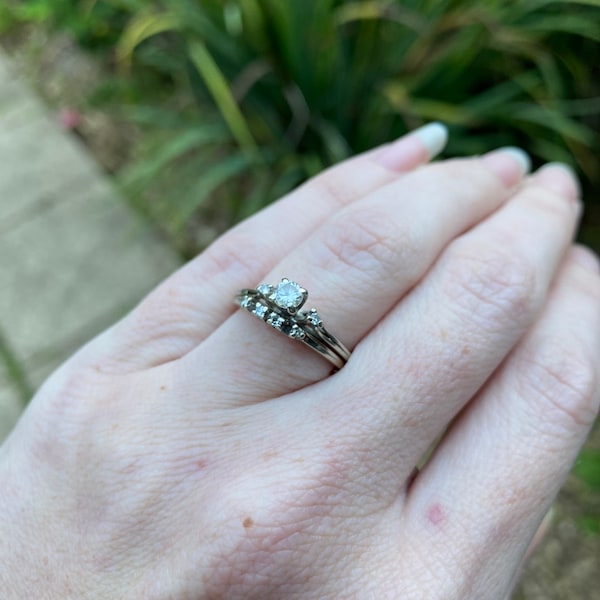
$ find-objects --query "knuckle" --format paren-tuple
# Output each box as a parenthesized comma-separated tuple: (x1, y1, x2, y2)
(308, 168, 355, 210)
(518, 344, 598, 429)
(202, 229, 268, 282)
(316, 207, 409, 277)
(441, 241, 539, 330)
(524, 181, 576, 222)
(415, 158, 498, 199)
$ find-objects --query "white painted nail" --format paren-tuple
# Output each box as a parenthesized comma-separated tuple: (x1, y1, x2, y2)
(496, 146, 531, 175)
(411, 122, 449, 158)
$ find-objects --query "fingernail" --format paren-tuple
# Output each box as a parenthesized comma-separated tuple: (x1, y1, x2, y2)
(375, 122, 448, 171)
(571, 245, 600, 273)
(481, 146, 531, 187)
(535, 162, 580, 203)
(411, 122, 449, 159)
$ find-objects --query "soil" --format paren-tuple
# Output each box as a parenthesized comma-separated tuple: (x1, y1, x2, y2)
(2, 26, 599, 600)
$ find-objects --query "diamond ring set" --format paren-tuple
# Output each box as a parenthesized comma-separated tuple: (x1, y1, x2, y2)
(235, 278, 351, 370)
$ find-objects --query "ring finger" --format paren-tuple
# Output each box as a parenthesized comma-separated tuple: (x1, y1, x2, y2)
(183, 148, 530, 400)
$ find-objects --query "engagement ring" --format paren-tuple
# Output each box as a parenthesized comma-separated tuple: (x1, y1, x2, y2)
(235, 278, 351, 370)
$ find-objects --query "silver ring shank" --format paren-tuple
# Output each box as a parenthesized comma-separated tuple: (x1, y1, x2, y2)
(235, 289, 350, 370)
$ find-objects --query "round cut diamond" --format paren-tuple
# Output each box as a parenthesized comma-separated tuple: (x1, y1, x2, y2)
(274, 279, 304, 309)
(267, 313, 285, 329)
(289, 325, 305, 339)
(257, 283, 271, 296)
(306, 309, 322, 327)
(253, 303, 268, 318)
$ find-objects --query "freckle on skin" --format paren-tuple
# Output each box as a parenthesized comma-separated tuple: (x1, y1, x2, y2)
(426, 504, 446, 527)
(461, 345, 471, 355)
(160, 385, 167, 391)
(243, 517, 254, 529)
(262, 450, 278, 461)
(196, 460, 207, 470)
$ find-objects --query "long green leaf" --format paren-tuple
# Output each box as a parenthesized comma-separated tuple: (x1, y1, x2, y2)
(188, 40, 258, 155)
(176, 154, 251, 225)
(122, 125, 229, 191)
(117, 10, 179, 65)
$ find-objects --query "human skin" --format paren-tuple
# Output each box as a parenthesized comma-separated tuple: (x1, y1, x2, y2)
(0, 127, 599, 599)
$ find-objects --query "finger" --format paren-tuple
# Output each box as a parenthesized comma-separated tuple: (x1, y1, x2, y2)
(402, 245, 600, 600)
(320, 163, 581, 483)
(503, 506, 555, 600)
(81, 124, 448, 373)
(184, 148, 530, 400)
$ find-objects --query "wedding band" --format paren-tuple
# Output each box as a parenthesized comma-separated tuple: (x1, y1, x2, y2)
(235, 278, 351, 370)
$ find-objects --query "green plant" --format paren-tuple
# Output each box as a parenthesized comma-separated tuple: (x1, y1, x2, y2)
(3, 0, 600, 257)
(573, 446, 600, 535)
(120, 0, 600, 255)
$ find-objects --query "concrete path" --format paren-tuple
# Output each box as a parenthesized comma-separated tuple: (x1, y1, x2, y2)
(0, 51, 180, 441)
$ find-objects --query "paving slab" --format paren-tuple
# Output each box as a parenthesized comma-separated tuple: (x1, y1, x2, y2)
(0, 50, 181, 442)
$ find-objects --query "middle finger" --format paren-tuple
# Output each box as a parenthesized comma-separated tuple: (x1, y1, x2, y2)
(327, 164, 581, 483)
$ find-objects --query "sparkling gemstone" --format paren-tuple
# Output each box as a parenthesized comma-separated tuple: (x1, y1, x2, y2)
(274, 279, 304, 309)
(241, 296, 252, 309)
(267, 313, 285, 329)
(281, 321, 304, 339)
(257, 283, 271, 296)
(307, 309, 322, 326)
(289, 325, 305, 339)
(254, 303, 268, 318)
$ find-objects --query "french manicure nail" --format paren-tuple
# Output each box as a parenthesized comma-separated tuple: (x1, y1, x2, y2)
(375, 122, 448, 171)
(481, 146, 531, 187)
(411, 122, 449, 159)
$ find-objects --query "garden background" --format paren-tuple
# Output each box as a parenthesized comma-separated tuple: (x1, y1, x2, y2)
(0, 1, 599, 597)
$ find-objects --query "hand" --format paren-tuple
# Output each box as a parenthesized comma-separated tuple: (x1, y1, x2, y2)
(1, 126, 598, 600)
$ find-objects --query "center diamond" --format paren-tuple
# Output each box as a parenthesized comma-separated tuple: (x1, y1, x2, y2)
(274, 279, 305, 310)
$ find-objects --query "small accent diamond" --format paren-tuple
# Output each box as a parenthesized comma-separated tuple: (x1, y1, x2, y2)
(257, 283, 271, 296)
(267, 313, 285, 329)
(254, 303, 268, 318)
(307, 309, 322, 327)
(241, 296, 252, 309)
(289, 324, 305, 339)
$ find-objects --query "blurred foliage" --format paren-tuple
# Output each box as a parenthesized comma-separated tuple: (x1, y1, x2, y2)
(575, 448, 600, 492)
(2, 0, 599, 256)
(574, 447, 600, 535)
